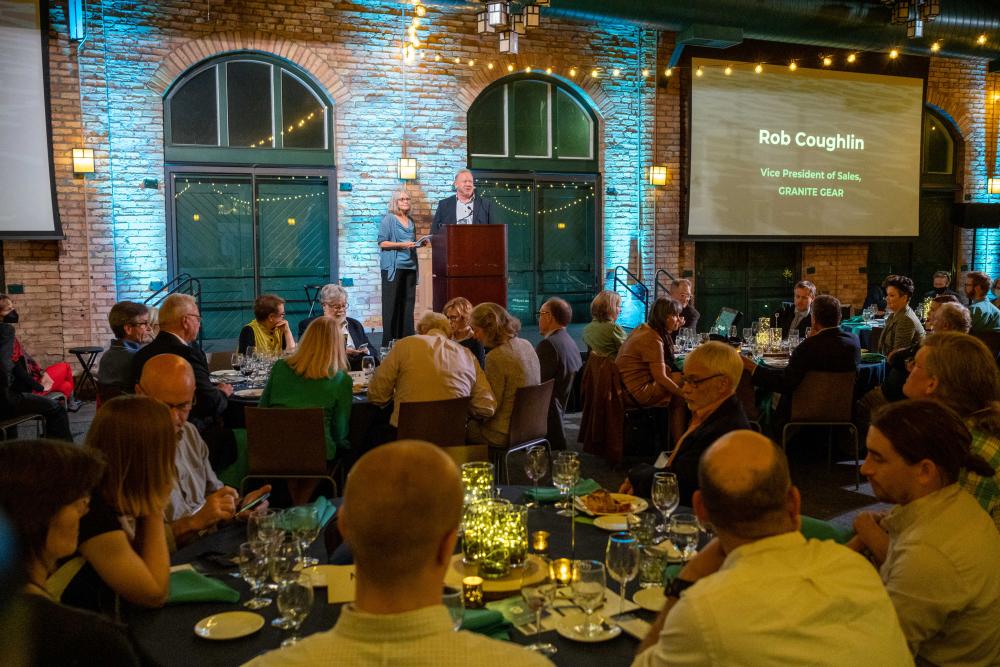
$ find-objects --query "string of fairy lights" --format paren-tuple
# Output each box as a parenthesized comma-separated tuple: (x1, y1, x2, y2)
(479, 182, 595, 217)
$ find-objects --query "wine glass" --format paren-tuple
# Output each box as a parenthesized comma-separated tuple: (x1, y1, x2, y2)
(239, 541, 272, 609)
(552, 452, 580, 518)
(231, 352, 243, 373)
(571, 560, 606, 638)
(520, 561, 557, 656)
(651, 472, 679, 534)
(524, 446, 548, 508)
(247, 509, 281, 545)
(270, 536, 304, 627)
(277, 575, 313, 647)
(669, 514, 701, 561)
(605, 532, 639, 621)
(361, 355, 375, 380)
(283, 506, 322, 568)
(442, 586, 464, 632)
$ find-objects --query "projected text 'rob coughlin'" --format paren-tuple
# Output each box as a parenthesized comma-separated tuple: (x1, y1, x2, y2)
(759, 129, 865, 153)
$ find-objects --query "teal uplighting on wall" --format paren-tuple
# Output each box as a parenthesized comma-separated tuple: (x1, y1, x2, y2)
(973, 228, 999, 276)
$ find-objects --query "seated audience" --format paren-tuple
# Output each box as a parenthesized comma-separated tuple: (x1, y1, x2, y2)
(58, 396, 173, 615)
(369, 312, 495, 431)
(669, 279, 699, 332)
(466, 303, 539, 448)
(535, 297, 582, 451)
(616, 297, 683, 407)
(878, 275, 925, 355)
(633, 430, 910, 666)
(0, 295, 75, 403)
(777, 280, 815, 338)
(298, 284, 378, 371)
(137, 354, 270, 546)
(901, 332, 1000, 527)
(964, 270, 1000, 334)
(239, 294, 295, 356)
(246, 440, 552, 666)
(97, 301, 151, 401)
(261, 316, 352, 460)
(580, 290, 627, 458)
(133, 293, 232, 437)
(626, 341, 750, 504)
(444, 296, 485, 369)
(924, 293, 960, 332)
(0, 439, 140, 665)
(992, 276, 1000, 308)
(851, 400, 1000, 665)
(744, 295, 859, 425)
(0, 323, 72, 441)
(922, 270, 963, 303)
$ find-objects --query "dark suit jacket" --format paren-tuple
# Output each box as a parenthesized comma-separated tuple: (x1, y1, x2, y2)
(628, 394, 751, 505)
(431, 194, 494, 234)
(297, 316, 378, 371)
(777, 304, 811, 339)
(0, 324, 22, 414)
(681, 304, 700, 333)
(752, 326, 860, 421)
(132, 332, 227, 431)
(536, 328, 583, 450)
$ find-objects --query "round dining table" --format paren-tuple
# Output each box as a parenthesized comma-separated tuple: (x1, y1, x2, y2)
(126, 486, 670, 666)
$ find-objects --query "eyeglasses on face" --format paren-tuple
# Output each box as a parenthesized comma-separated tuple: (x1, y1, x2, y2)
(679, 373, 724, 388)
(536, 310, 551, 317)
(128, 320, 151, 328)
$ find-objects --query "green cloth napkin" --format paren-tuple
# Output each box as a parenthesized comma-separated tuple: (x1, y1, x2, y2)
(522, 478, 601, 502)
(167, 570, 240, 604)
(800, 515, 854, 544)
(310, 496, 337, 527)
(860, 352, 886, 364)
(843, 315, 864, 324)
(461, 608, 511, 640)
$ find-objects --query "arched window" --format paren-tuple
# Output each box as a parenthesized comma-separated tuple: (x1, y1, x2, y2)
(921, 106, 960, 190)
(165, 53, 334, 166)
(468, 74, 597, 172)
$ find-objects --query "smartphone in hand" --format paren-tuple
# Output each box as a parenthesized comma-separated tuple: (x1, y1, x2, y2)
(238, 492, 270, 514)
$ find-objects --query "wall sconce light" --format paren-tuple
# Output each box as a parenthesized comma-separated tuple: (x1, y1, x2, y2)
(522, 5, 540, 28)
(72, 147, 95, 174)
(649, 165, 668, 186)
(988, 177, 1000, 195)
(486, 1, 509, 27)
(398, 157, 418, 180)
(498, 30, 518, 54)
(476, 11, 495, 34)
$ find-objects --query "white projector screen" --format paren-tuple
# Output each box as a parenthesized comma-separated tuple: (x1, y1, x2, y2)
(688, 57, 923, 239)
(0, 0, 62, 239)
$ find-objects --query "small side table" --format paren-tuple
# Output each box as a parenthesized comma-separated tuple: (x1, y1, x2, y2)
(68, 346, 104, 401)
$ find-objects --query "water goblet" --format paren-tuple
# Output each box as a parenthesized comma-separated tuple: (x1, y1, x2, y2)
(283, 506, 322, 568)
(669, 513, 701, 561)
(571, 560, 606, 638)
(520, 561, 557, 656)
(276, 575, 313, 647)
(524, 446, 548, 508)
(442, 586, 464, 632)
(231, 352, 244, 374)
(651, 472, 679, 534)
(270, 536, 304, 627)
(605, 532, 639, 621)
(239, 541, 272, 609)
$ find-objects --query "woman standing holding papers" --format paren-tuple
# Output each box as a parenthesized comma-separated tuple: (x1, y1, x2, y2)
(378, 189, 424, 344)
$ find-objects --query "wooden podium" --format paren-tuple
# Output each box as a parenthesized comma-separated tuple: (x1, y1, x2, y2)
(431, 224, 508, 310)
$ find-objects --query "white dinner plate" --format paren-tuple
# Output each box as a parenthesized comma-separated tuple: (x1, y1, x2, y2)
(234, 388, 263, 399)
(555, 612, 622, 643)
(574, 493, 649, 516)
(194, 611, 264, 640)
(633, 587, 666, 612)
(593, 515, 629, 532)
(210, 370, 241, 378)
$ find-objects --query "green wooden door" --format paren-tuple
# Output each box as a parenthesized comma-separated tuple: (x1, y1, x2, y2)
(696, 243, 800, 331)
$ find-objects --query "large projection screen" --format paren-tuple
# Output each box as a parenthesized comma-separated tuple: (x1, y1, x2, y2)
(0, 0, 62, 239)
(688, 57, 923, 240)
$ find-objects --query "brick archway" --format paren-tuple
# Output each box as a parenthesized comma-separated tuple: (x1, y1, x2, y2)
(454, 61, 610, 119)
(147, 31, 351, 106)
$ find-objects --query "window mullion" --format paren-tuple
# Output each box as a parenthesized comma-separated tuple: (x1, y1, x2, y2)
(273, 65, 283, 150)
(217, 64, 229, 147)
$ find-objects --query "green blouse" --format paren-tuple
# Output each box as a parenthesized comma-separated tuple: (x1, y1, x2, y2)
(582, 320, 626, 357)
(259, 359, 352, 459)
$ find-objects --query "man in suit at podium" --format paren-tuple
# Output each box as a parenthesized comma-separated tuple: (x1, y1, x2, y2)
(431, 169, 494, 234)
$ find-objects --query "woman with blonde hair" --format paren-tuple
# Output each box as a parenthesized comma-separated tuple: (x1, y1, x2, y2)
(467, 302, 540, 447)
(58, 395, 175, 616)
(444, 296, 485, 367)
(260, 315, 352, 462)
(378, 188, 427, 344)
(579, 289, 627, 456)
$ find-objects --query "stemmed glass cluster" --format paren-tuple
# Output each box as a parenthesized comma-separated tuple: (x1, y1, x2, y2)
(552, 452, 580, 555)
(523, 446, 549, 508)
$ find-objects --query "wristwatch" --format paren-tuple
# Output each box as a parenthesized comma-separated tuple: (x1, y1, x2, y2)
(664, 577, 696, 599)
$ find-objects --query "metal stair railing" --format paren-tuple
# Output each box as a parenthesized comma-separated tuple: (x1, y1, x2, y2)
(612, 265, 649, 318)
(653, 268, 676, 301)
(144, 273, 204, 348)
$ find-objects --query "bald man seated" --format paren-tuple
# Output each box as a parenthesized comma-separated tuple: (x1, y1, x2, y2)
(137, 354, 269, 547)
(633, 431, 911, 667)
(246, 440, 551, 667)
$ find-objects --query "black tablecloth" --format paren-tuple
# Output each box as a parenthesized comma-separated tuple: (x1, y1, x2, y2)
(126, 487, 664, 666)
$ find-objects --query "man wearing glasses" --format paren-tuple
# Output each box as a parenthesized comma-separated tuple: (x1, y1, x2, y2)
(298, 283, 379, 371)
(97, 301, 152, 400)
(133, 294, 234, 467)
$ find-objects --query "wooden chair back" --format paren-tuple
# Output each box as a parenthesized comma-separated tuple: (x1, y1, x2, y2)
(397, 396, 472, 447)
(208, 351, 235, 372)
(789, 371, 857, 423)
(508, 380, 555, 447)
(245, 407, 328, 476)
